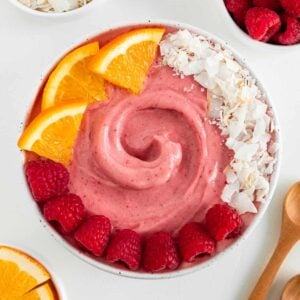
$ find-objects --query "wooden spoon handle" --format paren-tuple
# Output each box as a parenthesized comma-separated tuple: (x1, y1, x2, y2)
(249, 234, 297, 300)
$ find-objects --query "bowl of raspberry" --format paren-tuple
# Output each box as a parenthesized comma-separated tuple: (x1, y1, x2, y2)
(221, 0, 300, 49)
(18, 20, 281, 278)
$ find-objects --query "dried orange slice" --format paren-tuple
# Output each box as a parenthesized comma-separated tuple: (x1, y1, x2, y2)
(0, 246, 50, 299)
(89, 28, 165, 94)
(18, 102, 87, 165)
(42, 42, 106, 110)
(22, 282, 57, 300)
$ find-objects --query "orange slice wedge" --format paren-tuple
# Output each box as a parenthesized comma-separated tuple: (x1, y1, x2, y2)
(89, 28, 165, 94)
(22, 282, 57, 300)
(42, 42, 106, 111)
(0, 246, 51, 299)
(18, 102, 87, 165)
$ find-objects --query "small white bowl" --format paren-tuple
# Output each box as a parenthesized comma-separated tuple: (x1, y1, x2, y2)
(8, 0, 104, 19)
(0, 242, 66, 299)
(19, 19, 282, 280)
(217, 0, 300, 52)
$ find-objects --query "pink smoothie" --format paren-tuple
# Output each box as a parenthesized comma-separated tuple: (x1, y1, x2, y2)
(69, 59, 232, 236)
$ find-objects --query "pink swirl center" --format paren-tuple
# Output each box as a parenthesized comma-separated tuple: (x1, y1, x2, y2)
(69, 64, 229, 234)
(91, 90, 206, 189)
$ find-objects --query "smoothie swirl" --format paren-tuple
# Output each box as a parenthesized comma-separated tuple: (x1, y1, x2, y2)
(90, 90, 208, 189)
(69, 64, 230, 234)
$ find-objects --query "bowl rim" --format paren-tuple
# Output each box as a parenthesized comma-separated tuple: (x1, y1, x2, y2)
(7, 0, 98, 18)
(19, 19, 282, 280)
(217, 0, 300, 51)
(0, 241, 67, 298)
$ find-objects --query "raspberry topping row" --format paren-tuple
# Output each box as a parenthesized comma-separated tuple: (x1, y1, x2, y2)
(25, 158, 244, 273)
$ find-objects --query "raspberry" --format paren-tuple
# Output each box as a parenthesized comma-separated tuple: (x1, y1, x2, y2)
(245, 7, 281, 42)
(280, 0, 300, 17)
(227, 226, 242, 239)
(232, 10, 248, 28)
(143, 232, 180, 273)
(74, 215, 111, 256)
(43, 194, 85, 234)
(225, 0, 250, 13)
(178, 223, 215, 262)
(274, 16, 300, 44)
(253, 0, 282, 10)
(205, 203, 243, 241)
(106, 229, 141, 270)
(225, 0, 251, 27)
(25, 159, 69, 202)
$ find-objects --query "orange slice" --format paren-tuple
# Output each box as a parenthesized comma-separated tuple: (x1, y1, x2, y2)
(0, 246, 50, 300)
(42, 42, 106, 111)
(22, 282, 57, 300)
(18, 102, 87, 165)
(89, 28, 165, 94)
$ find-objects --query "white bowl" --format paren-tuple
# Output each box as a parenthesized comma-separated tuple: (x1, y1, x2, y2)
(0, 242, 66, 298)
(217, 0, 300, 52)
(8, 0, 104, 19)
(20, 19, 282, 280)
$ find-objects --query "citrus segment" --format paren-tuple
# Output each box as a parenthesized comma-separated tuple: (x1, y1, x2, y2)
(42, 42, 106, 110)
(22, 282, 57, 300)
(89, 28, 165, 94)
(0, 246, 50, 299)
(18, 102, 87, 165)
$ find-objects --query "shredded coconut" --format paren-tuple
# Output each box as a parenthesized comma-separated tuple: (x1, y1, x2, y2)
(18, 0, 92, 13)
(160, 30, 279, 215)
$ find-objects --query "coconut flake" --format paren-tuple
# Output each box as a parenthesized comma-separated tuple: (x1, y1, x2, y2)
(231, 192, 258, 214)
(224, 166, 237, 183)
(208, 93, 222, 119)
(182, 60, 204, 76)
(48, 0, 77, 12)
(160, 30, 278, 214)
(221, 181, 240, 202)
(234, 142, 259, 161)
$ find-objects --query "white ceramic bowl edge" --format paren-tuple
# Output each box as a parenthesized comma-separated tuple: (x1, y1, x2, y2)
(19, 19, 282, 280)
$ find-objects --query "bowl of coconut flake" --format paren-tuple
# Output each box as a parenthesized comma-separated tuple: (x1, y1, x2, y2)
(8, 0, 103, 18)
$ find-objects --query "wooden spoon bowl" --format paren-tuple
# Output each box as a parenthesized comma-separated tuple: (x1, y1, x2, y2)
(285, 185, 300, 227)
(249, 182, 300, 300)
(281, 275, 300, 300)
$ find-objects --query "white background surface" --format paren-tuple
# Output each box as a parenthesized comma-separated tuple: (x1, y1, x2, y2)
(1, 0, 300, 299)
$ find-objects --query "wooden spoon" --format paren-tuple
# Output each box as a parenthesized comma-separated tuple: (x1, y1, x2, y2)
(281, 275, 300, 300)
(249, 182, 300, 300)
